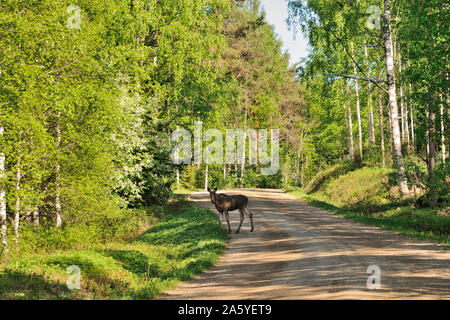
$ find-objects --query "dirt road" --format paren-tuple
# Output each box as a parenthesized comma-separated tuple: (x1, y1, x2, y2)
(161, 189, 450, 299)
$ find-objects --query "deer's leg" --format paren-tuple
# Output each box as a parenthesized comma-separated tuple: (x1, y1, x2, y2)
(236, 209, 245, 234)
(245, 207, 254, 232)
(218, 210, 222, 230)
(224, 210, 231, 234)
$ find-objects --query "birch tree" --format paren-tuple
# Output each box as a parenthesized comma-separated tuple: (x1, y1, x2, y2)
(351, 42, 363, 161)
(345, 82, 355, 161)
(0, 121, 6, 252)
(382, 0, 409, 195)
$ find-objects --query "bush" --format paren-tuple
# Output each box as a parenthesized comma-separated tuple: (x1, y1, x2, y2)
(305, 161, 360, 193)
(403, 155, 427, 189)
(177, 164, 283, 190)
(429, 163, 450, 204)
(3, 207, 158, 260)
(0, 204, 228, 299)
(323, 167, 391, 208)
(416, 163, 450, 208)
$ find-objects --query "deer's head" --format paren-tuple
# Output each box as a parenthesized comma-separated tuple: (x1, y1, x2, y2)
(207, 187, 218, 204)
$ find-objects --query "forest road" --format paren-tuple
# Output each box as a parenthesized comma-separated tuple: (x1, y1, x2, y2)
(160, 189, 450, 299)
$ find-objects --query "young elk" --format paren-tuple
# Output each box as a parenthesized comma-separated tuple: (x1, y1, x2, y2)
(207, 187, 255, 234)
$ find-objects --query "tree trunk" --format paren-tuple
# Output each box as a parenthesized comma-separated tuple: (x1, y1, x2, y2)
(399, 62, 405, 143)
(305, 154, 308, 182)
(14, 143, 21, 247)
(409, 83, 415, 149)
(345, 82, 355, 161)
(240, 96, 247, 188)
(33, 206, 40, 230)
(426, 110, 430, 156)
(365, 43, 375, 146)
(376, 49, 386, 167)
(440, 98, 446, 165)
(382, 0, 409, 195)
(427, 104, 437, 208)
(204, 164, 209, 191)
(404, 86, 410, 148)
(398, 47, 410, 147)
(176, 168, 180, 190)
(0, 122, 6, 252)
(223, 163, 226, 183)
(351, 42, 363, 161)
(295, 148, 301, 186)
(379, 83, 386, 167)
(55, 112, 62, 228)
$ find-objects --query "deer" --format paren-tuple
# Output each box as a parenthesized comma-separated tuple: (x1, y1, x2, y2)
(207, 187, 255, 234)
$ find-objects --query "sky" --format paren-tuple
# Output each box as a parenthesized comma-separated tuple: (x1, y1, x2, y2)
(259, 0, 309, 66)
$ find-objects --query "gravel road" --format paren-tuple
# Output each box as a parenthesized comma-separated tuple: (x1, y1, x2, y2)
(161, 189, 450, 299)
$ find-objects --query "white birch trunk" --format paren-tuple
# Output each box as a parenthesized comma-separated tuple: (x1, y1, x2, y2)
(55, 112, 62, 228)
(398, 48, 410, 147)
(241, 97, 247, 188)
(383, 0, 409, 195)
(426, 110, 430, 156)
(409, 83, 415, 148)
(33, 206, 39, 230)
(364, 43, 375, 145)
(345, 82, 355, 161)
(428, 106, 437, 207)
(441, 102, 446, 164)
(14, 157, 21, 246)
(0, 122, 6, 252)
(351, 42, 363, 160)
(295, 149, 300, 186)
(223, 163, 226, 183)
(379, 84, 386, 167)
(399, 57, 406, 143)
(204, 164, 208, 191)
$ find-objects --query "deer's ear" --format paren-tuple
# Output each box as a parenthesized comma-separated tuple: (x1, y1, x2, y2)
(214, 187, 217, 192)
(207, 187, 210, 192)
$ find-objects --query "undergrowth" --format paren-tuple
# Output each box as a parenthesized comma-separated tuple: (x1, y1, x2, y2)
(0, 201, 228, 299)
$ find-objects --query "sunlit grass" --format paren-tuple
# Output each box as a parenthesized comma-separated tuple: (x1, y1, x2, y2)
(288, 189, 450, 246)
(0, 205, 228, 300)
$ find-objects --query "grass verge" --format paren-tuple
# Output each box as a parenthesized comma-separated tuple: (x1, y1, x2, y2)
(288, 189, 450, 246)
(0, 203, 228, 299)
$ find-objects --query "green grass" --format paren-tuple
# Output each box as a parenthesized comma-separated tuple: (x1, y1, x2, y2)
(304, 160, 361, 194)
(0, 204, 228, 300)
(289, 190, 450, 246)
(286, 164, 449, 246)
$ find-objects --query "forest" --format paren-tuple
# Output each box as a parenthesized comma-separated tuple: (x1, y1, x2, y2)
(0, 0, 448, 299)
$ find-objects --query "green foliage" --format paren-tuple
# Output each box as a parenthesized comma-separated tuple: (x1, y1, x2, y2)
(0, 204, 228, 299)
(172, 0, 306, 192)
(0, 0, 236, 254)
(323, 167, 392, 208)
(402, 155, 428, 189)
(305, 160, 360, 193)
(6, 208, 156, 258)
(286, 0, 448, 203)
(425, 164, 450, 206)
